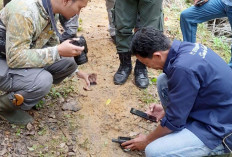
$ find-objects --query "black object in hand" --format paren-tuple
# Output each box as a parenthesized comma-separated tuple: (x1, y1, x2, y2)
(69, 36, 88, 65)
(195, 0, 208, 7)
(130, 108, 157, 122)
(112, 136, 132, 144)
(112, 137, 133, 152)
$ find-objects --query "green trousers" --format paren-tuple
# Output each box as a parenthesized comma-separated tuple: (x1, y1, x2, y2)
(113, 0, 164, 53)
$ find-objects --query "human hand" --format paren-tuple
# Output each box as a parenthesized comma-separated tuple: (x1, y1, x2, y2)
(57, 39, 84, 57)
(121, 134, 149, 151)
(77, 71, 97, 91)
(145, 103, 165, 122)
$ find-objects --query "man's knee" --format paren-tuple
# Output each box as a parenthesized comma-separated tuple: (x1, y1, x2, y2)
(37, 71, 53, 93)
(18, 70, 53, 110)
(145, 142, 165, 157)
(65, 57, 77, 75)
(157, 73, 168, 90)
(25, 70, 53, 98)
(180, 8, 193, 22)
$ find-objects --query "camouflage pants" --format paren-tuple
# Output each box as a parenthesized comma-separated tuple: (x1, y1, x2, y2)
(0, 57, 77, 110)
(113, 0, 164, 53)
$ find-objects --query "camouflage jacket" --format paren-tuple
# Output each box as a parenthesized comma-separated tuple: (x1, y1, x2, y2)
(0, 0, 60, 68)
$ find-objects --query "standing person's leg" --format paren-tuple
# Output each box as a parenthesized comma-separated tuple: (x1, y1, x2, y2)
(225, 5, 232, 68)
(135, 0, 164, 89)
(113, 0, 137, 85)
(105, 0, 116, 42)
(139, 0, 164, 31)
(180, 0, 227, 42)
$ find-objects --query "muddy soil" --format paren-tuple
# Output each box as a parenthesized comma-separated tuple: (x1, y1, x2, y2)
(0, 0, 160, 156)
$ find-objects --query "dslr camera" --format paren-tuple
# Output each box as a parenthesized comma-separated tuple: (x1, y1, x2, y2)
(69, 35, 88, 65)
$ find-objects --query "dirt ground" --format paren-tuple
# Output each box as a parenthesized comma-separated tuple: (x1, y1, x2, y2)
(0, 0, 160, 156)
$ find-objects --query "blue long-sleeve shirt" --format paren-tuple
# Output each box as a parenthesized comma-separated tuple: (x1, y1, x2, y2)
(160, 40, 232, 149)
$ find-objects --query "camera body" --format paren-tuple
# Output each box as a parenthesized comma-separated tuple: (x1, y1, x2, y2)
(69, 35, 88, 65)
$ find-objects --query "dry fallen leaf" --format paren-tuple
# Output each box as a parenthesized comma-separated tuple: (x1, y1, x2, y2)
(106, 99, 111, 105)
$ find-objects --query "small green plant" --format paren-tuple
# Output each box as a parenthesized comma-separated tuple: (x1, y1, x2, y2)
(212, 36, 231, 62)
(48, 79, 77, 99)
(79, 18, 83, 25)
(78, 18, 83, 32)
(49, 88, 62, 98)
(149, 77, 157, 85)
(38, 128, 46, 136)
(78, 27, 83, 32)
(35, 99, 45, 109)
(27, 145, 37, 152)
(140, 89, 159, 104)
(15, 128, 21, 136)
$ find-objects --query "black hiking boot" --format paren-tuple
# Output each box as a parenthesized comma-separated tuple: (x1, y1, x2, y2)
(0, 94, 33, 125)
(114, 53, 132, 85)
(134, 59, 149, 89)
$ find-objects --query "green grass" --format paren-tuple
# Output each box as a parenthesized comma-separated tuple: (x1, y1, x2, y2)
(164, 1, 231, 63)
(48, 77, 78, 99)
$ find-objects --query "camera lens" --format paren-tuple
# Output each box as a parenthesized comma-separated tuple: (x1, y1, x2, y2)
(74, 52, 88, 65)
(70, 36, 88, 65)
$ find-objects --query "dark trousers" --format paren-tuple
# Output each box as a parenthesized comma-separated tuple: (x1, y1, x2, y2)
(113, 0, 164, 53)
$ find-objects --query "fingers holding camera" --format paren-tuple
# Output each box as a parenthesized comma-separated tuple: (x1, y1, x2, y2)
(57, 40, 85, 57)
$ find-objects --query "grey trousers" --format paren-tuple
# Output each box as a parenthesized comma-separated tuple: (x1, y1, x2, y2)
(0, 57, 77, 110)
(106, 0, 116, 37)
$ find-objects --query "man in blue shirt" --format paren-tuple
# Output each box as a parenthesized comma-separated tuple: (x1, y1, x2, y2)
(121, 28, 232, 156)
(180, 0, 232, 68)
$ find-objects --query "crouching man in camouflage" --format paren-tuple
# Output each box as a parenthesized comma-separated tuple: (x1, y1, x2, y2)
(0, 0, 88, 125)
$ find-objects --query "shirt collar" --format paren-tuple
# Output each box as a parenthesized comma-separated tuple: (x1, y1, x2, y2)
(163, 40, 181, 74)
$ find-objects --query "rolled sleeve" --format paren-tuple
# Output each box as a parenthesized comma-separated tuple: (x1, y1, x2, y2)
(161, 116, 184, 131)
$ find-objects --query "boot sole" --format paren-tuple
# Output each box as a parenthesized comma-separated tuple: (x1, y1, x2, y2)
(135, 83, 149, 89)
(113, 74, 131, 85)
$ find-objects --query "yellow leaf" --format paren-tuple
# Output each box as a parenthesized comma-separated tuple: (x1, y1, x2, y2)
(106, 99, 111, 105)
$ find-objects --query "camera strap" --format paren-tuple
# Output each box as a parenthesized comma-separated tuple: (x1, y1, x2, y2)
(42, 0, 62, 39)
